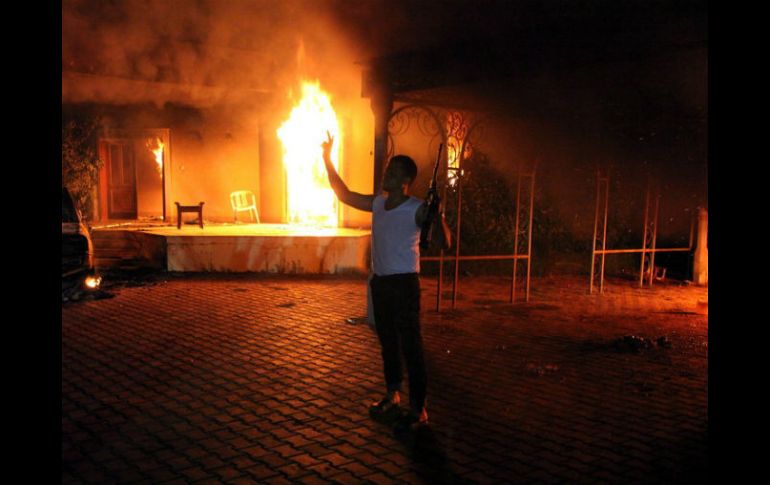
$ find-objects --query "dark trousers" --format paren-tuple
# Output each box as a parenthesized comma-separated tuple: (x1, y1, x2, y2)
(370, 273, 427, 413)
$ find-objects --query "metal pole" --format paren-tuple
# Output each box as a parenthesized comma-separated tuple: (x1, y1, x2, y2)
(640, 181, 650, 288)
(437, 249, 444, 312)
(436, 147, 450, 312)
(526, 169, 536, 302)
(688, 208, 696, 282)
(689, 209, 695, 250)
(452, 173, 463, 309)
(590, 170, 601, 294)
(648, 191, 660, 287)
(599, 172, 609, 294)
(423, 254, 529, 262)
(161, 147, 166, 222)
(511, 170, 522, 303)
(594, 247, 690, 255)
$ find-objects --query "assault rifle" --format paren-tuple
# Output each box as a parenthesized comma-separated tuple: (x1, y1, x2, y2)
(419, 143, 443, 250)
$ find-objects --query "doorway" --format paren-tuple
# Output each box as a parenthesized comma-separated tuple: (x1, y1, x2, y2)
(98, 128, 170, 222)
(103, 140, 137, 219)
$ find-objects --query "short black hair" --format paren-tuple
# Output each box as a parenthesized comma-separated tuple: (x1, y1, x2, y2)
(389, 155, 418, 183)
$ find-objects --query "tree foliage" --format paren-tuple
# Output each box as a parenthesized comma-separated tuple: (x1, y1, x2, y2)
(435, 151, 586, 276)
(437, 152, 516, 275)
(62, 117, 103, 221)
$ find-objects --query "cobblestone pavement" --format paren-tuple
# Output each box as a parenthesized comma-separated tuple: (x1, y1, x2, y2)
(62, 274, 708, 484)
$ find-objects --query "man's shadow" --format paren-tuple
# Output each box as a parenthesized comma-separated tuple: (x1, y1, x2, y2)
(400, 425, 464, 484)
(373, 409, 467, 484)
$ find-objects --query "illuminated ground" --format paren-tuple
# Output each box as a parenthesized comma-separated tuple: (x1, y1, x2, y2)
(62, 274, 707, 483)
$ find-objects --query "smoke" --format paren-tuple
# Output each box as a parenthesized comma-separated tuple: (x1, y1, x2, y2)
(62, 0, 706, 222)
(62, 0, 368, 109)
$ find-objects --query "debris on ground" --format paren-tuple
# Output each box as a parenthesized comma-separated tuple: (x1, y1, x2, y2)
(656, 336, 673, 348)
(613, 335, 654, 353)
(345, 317, 368, 325)
(626, 381, 656, 396)
(100, 268, 170, 290)
(526, 362, 559, 376)
(613, 335, 674, 353)
(436, 324, 467, 336)
(62, 287, 115, 303)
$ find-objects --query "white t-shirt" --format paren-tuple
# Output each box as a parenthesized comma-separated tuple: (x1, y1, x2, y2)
(371, 194, 423, 276)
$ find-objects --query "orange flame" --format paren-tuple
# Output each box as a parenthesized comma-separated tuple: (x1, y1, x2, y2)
(277, 81, 341, 227)
(446, 114, 472, 186)
(447, 138, 460, 186)
(146, 137, 164, 177)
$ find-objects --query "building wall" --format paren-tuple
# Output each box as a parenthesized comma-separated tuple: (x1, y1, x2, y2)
(65, 102, 264, 223)
(338, 95, 375, 229)
(65, 94, 375, 227)
(166, 110, 261, 222)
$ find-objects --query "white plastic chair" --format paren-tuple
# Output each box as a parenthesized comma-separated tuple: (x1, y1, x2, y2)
(230, 190, 260, 223)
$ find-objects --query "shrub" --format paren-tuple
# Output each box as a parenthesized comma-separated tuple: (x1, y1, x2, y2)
(62, 116, 103, 220)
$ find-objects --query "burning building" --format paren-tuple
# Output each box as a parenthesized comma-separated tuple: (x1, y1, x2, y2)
(63, 0, 374, 224)
(62, 0, 380, 273)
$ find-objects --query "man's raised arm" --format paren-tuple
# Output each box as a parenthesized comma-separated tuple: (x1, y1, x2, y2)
(322, 132, 374, 213)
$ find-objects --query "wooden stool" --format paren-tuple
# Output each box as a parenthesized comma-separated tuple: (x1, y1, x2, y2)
(175, 202, 205, 229)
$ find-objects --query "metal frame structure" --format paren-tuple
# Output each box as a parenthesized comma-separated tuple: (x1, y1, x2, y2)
(589, 170, 610, 294)
(590, 170, 694, 294)
(386, 103, 537, 311)
(420, 167, 536, 309)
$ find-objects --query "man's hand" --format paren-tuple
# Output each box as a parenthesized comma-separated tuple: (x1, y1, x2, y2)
(319, 130, 374, 212)
(321, 131, 334, 162)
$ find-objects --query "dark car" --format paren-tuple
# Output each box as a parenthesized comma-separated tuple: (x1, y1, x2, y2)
(62, 187, 101, 291)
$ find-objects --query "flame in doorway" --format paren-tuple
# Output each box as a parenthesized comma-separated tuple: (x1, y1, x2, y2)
(276, 81, 341, 227)
(146, 137, 164, 177)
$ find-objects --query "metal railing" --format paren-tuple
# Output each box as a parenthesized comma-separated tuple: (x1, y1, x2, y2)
(422, 167, 536, 310)
(590, 170, 694, 294)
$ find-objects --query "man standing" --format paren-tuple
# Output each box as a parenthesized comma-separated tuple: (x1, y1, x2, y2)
(321, 133, 450, 433)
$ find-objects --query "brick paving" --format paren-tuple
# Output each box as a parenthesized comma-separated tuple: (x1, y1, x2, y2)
(62, 274, 708, 483)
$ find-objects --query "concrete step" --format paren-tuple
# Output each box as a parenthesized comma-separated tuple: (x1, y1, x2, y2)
(92, 230, 141, 238)
(93, 248, 142, 258)
(93, 230, 166, 270)
(93, 238, 141, 251)
(95, 257, 163, 270)
(95, 257, 130, 269)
